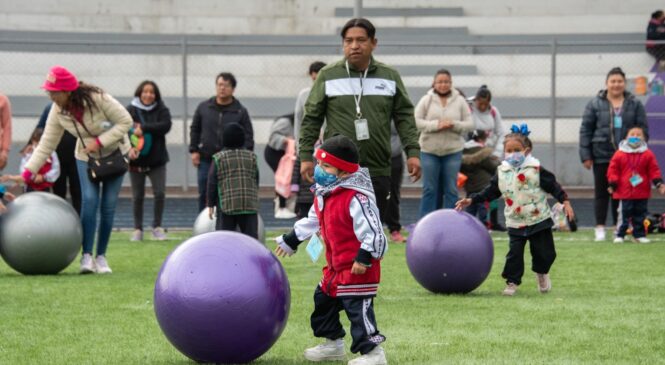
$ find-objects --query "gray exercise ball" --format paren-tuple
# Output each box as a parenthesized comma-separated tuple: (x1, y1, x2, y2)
(0, 192, 81, 275)
(192, 208, 265, 243)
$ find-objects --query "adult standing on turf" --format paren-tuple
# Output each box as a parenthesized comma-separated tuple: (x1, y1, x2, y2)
(415, 69, 473, 217)
(24, 65, 132, 274)
(299, 18, 421, 219)
(127, 80, 172, 242)
(189, 72, 254, 211)
(579, 67, 648, 242)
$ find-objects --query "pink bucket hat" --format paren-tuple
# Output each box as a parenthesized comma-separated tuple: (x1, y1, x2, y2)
(42, 65, 79, 92)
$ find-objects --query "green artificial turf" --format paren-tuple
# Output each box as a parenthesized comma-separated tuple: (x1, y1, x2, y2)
(1, 230, 664, 364)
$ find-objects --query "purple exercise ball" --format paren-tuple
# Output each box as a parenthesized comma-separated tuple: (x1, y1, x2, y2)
(154, 231, 291, 364)
(406, 209, 494, 294)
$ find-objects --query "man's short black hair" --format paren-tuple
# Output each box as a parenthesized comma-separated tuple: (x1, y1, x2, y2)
(309, 61, 327, 75)
(340, 18, 376, 39)
(652, 10, 664, 19)
(216, 72, 237, 88)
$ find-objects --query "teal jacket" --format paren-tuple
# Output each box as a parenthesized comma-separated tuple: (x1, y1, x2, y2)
(299, 57, 420, 177)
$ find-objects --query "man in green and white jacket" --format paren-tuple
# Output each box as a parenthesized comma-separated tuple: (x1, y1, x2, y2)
(299, 18, 421, 220)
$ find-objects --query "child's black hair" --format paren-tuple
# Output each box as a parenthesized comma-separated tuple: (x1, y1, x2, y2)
(504, 132, 532, 150)
(469, 129, 489, 142)
(475, 85, 492, 102)
(29, 128, 44, 144)
(626, 125, 649, 141)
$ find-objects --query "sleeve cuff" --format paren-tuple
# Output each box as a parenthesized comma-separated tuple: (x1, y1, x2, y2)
(95, 137, 103, 147)
(275, 235, 296, 256)
(282, 230, 302, 251)
(21, 169, 34, 183)
(654, 178, 663, 187)
(406, 148, 420, 159)
(354, 249, 372, 266)
(608, 182, 618, 189)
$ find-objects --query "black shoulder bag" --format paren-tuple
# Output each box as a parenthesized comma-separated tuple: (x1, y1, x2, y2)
(72, 120, 128, 182)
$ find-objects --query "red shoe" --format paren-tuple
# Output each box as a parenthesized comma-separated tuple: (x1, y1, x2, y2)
(390, 230, 405, 243)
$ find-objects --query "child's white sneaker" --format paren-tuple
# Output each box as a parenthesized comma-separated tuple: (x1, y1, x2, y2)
(304, 339, 346, 362)
(502, 282, 518, 296)
(613, 237, 624, 243)
(79, 253, 95, 274)
(636, 237, 651, 244)
(275, 208, 297, 219)
(95, 255, 112, 274)
(594, 227, 606, 241)
(348, 346, 387, 365)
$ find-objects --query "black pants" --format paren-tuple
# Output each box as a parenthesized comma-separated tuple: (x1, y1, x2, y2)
(618, 199, 648, 239)
(593, 163, 619, 226)
(311, 286, 385, 355)
(503, 228, 557, 285)
(371, 176, 391, 223)
(51, 158, 81, 215)
(129, 165, 167, 229)
(385, 156, 404, 232)
(216, 212, 258, 240)
(264, 145, 287, 208)
(648, 45, 665, 61)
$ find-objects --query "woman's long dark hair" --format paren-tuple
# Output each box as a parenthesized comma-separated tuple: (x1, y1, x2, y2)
(68, 82, 103, 112)
(134, 80, 162, 103)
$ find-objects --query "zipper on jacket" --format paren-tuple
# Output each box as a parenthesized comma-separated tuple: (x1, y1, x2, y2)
(217, 112, 224, 150)
(327, 271, 337, 294)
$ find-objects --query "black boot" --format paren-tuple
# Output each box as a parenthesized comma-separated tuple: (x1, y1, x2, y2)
(490, 207, 507, 232)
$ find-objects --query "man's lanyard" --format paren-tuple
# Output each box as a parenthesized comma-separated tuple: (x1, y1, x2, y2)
(345, 60, 370, 118)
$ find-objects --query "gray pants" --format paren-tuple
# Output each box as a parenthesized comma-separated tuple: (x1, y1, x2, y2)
(129, 164, 166, 230)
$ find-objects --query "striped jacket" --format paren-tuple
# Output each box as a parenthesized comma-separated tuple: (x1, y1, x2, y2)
(279, 168, 387, 297)
(299, 57, 420, 177)
(209, 149, 259, 214)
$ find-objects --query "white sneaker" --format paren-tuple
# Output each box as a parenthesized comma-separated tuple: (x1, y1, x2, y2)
(536, 273, 552, 293)
(348, 346, 387, 365)
(636, 237, 651, 244)
(613, 237, 624, 243)
(275, 208, 297, 219)
(273, 197, 280, 216)
(130, 229, 143, 242)
(95, 255, 113, 274)
(304, 339, 346, 362)
(80, 253, 95, 274)
(594, 227, 606, 242)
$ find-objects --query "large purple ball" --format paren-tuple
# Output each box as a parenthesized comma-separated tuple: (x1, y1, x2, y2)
(406, 209, 494, 294)
(154, 231, 290, 364)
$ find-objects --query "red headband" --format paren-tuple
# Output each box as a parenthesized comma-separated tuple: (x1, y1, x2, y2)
(315, 148, 359, 173)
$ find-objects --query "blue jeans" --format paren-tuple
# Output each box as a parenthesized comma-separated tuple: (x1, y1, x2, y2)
(466, 200, 488, 224)
(197, 158, 212, 212)
(76, 159, 125, 256)
(419, 151, 462, 218)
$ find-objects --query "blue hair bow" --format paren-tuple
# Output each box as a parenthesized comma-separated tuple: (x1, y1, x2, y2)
(510, 123, 531, 136)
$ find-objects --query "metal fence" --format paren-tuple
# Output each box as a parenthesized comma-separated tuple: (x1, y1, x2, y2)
(0, 37, 659, 188)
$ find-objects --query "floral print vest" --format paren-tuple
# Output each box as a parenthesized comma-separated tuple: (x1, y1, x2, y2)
(497, 158, 552, 229)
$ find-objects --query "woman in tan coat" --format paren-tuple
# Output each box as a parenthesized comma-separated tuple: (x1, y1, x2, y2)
(415, 69, 473, 217)
(24, 66, 132, 274)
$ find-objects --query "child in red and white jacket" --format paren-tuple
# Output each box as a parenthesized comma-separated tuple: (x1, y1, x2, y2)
(608, 126, 665, 243)
(1, 128, 60, 192)
(275, 135, 388, 365)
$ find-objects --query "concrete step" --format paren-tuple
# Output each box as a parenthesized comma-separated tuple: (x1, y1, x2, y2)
(334, 7, 465, 17)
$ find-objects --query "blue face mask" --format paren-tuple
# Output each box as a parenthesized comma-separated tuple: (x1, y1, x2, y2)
(505, 151, 526, 168)
(627, 136, 641, 146)
(314, 165, 338, 186)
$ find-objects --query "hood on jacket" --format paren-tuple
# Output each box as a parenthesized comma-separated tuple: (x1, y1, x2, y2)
(130, 97, 159, 112)
(618, 139, 648, 153)
(462, 145, 494, 165)
(596, 89, 637, 101)
(426, 87, 462, 105)
(315, 167, 376, 204)
(500, 154, 540, 171)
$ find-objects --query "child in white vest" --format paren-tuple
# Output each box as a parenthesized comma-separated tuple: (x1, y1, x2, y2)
(456, 124, 575, 296)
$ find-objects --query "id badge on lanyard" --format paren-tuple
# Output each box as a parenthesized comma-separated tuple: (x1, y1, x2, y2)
(346, 60, 371, 141)
(306, 233, 324, 262)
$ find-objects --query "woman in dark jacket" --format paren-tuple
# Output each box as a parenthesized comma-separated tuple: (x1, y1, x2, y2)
(126, 80, 172, 241)
(579, 67, 647, 242)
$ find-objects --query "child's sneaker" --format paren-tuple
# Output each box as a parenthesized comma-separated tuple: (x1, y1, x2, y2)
(536, 273, 551, 293)
(636, 237, 651, 244)
(348, 346, 387, 365)
(79, 253, 95, 274)
(130, 229, 143, 242)
(152, 227, 167, 241)
(594, 227, 606, 241)
(502, 282, 518, 296)
(390, 230, 405, 243)
(613, 237, 624, 243)
(275, 208, 297, 219)
(95, 255, 112, 274)
(304, 339, 346, 362)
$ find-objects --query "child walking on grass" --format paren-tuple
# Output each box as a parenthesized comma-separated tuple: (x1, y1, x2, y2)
(275, 135, 388, 365)
(456, 124, 575, 296)
(607, 126, 665, 243)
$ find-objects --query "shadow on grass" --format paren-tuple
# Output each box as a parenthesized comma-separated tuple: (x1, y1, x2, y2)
(158, 358, 341, 365)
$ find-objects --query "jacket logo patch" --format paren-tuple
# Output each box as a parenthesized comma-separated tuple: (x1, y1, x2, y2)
(375, 83, 387, 90)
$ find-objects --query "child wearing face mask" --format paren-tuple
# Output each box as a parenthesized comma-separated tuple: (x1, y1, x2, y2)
(607, 126, 665, 243)
(456, 124, 575, 296)
(275, 135, 389, 365)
